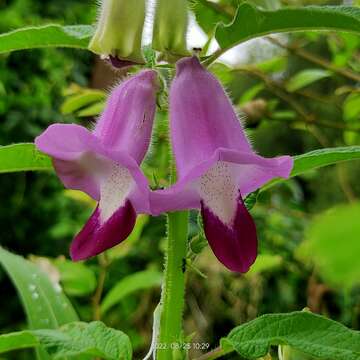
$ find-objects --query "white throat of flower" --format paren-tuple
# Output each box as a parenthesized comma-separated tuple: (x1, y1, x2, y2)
(99, 163, 134, 223)
(197, 161, 238, 225)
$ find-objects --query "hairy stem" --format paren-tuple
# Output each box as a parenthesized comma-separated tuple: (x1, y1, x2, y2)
(157, 210, 189, 359)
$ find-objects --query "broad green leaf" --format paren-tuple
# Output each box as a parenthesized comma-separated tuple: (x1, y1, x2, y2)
(54, 259, 97, 297)
(0, 322, 132, 360)
(0, 247, 78, 359)
(215, 5, 360, 56)
(61, 91, 106, 115)
(0, 25, 93, 54)
(190, 0, 232, 35)
(35, 322, 132, 360)
(101, 270, 162, 315)
(264, 146, 360, 190)
(0, 331, 39, 354)
(298, 202, 360, 290)
(286, 69, 332, 92)
(0, 247, 78, 328)
(222, 311, 360, 360)
(0, 144, 52, 173)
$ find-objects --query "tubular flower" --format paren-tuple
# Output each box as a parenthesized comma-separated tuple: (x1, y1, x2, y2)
(35, 70, 158, 260)
(152, 0, 189, 61)
(151, 57, 293, 273)
(88, 0, 146, 67)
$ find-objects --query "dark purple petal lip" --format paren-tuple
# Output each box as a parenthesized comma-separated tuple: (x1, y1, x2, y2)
(201, 193, 257, 273)
(108, 55, 138, 69)
(70, 200, 136, 261)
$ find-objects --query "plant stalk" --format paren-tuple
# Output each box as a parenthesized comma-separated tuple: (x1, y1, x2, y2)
(157, 210, 189, 359)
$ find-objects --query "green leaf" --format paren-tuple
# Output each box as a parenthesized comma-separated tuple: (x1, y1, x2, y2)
(0, 144, 52, 173)
(101, 270, 162, 315)
(255, 56, 287, 74)
(286, 69, 332, 92)
(222, 311, 360, 360)
(291, 146, 360, 177)
(238, 84, 265, 105)
(0, 322, 132, 360)
(215, 5, 360, 55)
(190, 0, 232, 35)
(61, 90, 106, 115)
(264, 146, 360, 190)
(0, 247, 78, 359)
(298, 202, 360, 290)
(54, 259, 97, 297)
(77, 101, 105, 117)
(247, 254, 283, 276)
(244, 190, 259, 211)
(0, 25, 93, 54)
(343, 93, 360, 122)
(0, 331, 39, 354)
(0, 247, 78, 328)
(35, 322, 132, 360)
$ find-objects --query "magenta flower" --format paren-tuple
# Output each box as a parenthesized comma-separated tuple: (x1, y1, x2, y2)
(151, 57, 293, 273)
(35, 70, 158, 261)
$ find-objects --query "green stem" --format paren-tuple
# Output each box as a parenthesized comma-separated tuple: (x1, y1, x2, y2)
(157, 210, 189, 360)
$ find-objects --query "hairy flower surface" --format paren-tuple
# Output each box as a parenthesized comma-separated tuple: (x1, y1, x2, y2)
(152, 0, 189, 61)
(88, 0, 146, 67)
(36, 70, 158, 260)
(151, 57, 293, 272)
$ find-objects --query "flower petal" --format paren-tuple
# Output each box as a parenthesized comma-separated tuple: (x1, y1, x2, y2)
(35, 124, 105, 199)
(94, 69, 158, 164)
(150, 150, 293, 215)
(70, 200, 136, 261)
(170, 56, 252, 178)
(201, 195, 257, 273)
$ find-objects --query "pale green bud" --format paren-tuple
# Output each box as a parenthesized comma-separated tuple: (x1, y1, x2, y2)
(89, 0, 145, 66)
(152, 0, 190, 61)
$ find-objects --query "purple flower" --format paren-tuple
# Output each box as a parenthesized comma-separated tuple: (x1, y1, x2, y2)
(35, 70, 158, 261)
(151, 57, 293, 273)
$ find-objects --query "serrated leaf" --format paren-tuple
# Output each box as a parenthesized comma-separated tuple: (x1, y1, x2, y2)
(0, 25, 93, 54)
(0, 247, 78, 359)
(35, 322, 132, 360)
(215, 5, 360, 54)
(0, 144, 52, 173)
(222, 311, 360, 360)
(286, 69, 332, 92)
(101, 270, 162, 315)
(0, 322, 132, 360)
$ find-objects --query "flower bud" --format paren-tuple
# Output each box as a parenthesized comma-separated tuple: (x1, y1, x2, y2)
(152, 0, 189, 61)
(89, 0, 145, 66)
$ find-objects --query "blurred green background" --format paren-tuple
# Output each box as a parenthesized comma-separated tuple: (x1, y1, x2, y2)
(0, 0, 360, 359)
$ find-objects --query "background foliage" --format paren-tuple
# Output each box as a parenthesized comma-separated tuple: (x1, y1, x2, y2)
(0, 0, 360, 359)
